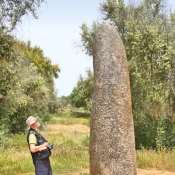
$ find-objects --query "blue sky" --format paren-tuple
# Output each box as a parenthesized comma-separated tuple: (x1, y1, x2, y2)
(15, 0, 175, 97)
(16, 0, 106, 97)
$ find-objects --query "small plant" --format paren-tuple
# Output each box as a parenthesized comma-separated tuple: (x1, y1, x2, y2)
(63, 138, 76, 147)
(0, 130, 8, 148)
(81, 134, 90, 147)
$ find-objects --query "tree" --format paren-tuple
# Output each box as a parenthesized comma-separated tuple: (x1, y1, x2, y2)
(69, 69, 94, 111)
(80, 22, 97, 56)
(69, 87, 86, 109)
(0, 0, 47, 97)
(15, 40, 60, 92)
(0, 0, 61, 134)
(58, 95, 71, 109)
(79, 0, 175, 148)
(0, 0, 46, 32)
(0, 40, 60, 134)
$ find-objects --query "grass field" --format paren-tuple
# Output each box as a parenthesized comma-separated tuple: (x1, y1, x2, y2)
(1, 113, 175, 175)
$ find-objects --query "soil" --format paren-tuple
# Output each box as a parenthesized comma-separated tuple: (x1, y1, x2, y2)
(60, 168, 175, 175)
(22, 168, 175, 175)
(137, 168, 175, 175)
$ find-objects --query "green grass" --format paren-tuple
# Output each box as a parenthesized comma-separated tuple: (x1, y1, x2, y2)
(51, 144, 88, 174)
(0, 146, 34, 175)
(136, 146, 175, 172)
(1, 114, 175, 174)
(0, 114, 90, 175)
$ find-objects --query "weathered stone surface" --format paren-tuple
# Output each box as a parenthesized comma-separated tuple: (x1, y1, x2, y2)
(90, 24, 137, 175)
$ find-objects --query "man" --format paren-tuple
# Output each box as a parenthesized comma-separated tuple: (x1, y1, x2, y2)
(26, 116, 53, 175)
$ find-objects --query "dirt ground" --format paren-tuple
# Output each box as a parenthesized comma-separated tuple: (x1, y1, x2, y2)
(22, 168, 175, 175)
(137, 168, 175, 175)
(61, 168, 175, 175)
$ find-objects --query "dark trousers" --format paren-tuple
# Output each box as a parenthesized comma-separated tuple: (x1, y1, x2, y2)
(34, 158, 52, 175)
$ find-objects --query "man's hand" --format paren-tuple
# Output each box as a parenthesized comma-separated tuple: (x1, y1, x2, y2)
(43, 142, 49, 147)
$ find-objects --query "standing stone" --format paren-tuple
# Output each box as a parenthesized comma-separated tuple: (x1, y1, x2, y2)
(90, 24, 137, 175)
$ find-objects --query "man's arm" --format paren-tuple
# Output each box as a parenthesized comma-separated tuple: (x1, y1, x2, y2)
(30, 142, 49, 153)
(29, 133, 49, 153)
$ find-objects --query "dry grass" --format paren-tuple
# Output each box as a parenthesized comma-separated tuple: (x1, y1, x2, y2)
(137, 148, 175, 172)
(48, 124, 90, 134)
(1, 115, 175, 175)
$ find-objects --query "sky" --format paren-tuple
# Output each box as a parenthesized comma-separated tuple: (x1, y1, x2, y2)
(15, 0, 105, 97)
(15, 0, 175, 97)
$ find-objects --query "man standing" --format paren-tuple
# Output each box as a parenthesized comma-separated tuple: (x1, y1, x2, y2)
(26, 116, 53, 175)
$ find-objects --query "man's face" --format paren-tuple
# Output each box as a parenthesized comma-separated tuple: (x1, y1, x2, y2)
(31, 120, 40, 129)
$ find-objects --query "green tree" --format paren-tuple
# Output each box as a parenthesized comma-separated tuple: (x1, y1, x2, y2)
(0, 0, 46, 97)
(58, 95, 71, 109)
(0, 45, 60, 133)
(0, 0, 62, 135)
(79, 0, 175, 148)
(69, 69, 93, 111)
(69, 87, 86, 109)
(15, 40, 60, 92)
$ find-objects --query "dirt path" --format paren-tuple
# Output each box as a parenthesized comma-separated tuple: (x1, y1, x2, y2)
(60, 168, 175, 175)
(137, 168, 175, 175)
(22, 168, 175, 175)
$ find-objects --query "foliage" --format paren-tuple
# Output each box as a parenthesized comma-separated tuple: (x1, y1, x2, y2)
(70, 111, 90, 118)
(0, 40, 60, 134)
(69, 87, 86, 108)
(0, 29, 15, 62)
(15, 40, 60, 92)
(80, 22, 97, 56)
(69, 69, 94, 111)
(0, 0, 46, 32)
(57, 95, 71, 109)
(79, 0, 175, 148)
(0, 0, 62, 135)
